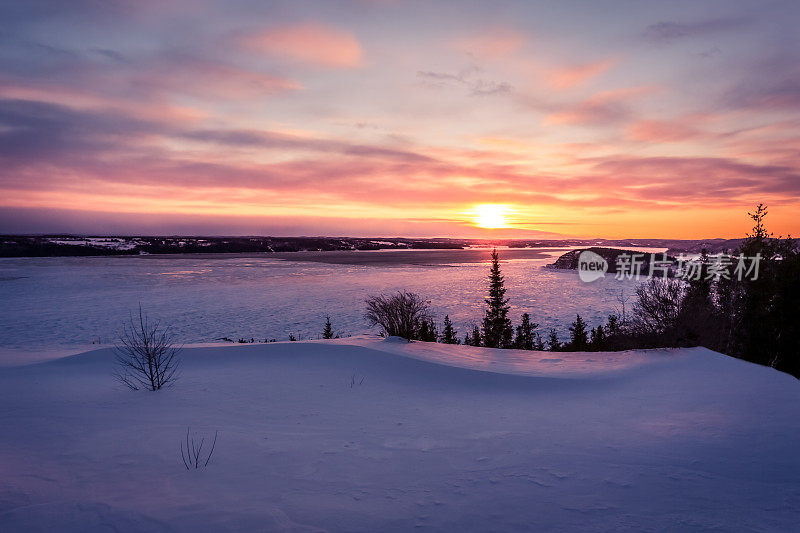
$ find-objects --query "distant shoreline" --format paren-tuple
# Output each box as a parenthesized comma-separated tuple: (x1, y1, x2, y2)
(0, 235, 743, 259)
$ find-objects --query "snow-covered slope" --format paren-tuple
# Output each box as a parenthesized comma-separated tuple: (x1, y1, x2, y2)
(0, 338, 798, 531)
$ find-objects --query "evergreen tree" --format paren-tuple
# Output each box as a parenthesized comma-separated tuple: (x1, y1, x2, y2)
(427, 318, 438, 342)
(744, 203, 770, 250)
(514, 324, 525, 349)
(726, 203, 800, 371)
(481, 249, 513, 348)
(677, 248, 718, 348)
(440, 315, 460, 344)
(547, 328, 560, 351)
(473, 325, 482, 346)
(534, 332, 546, 351)
(590, 324, 606, 350)
(606, 314, 620, 337)
(322, 315, 334, 339)
(417, 318, 438, 342)
(464, 325, 482, 346)
(568, 314, 589, 350)
(513, 312, 538, 350)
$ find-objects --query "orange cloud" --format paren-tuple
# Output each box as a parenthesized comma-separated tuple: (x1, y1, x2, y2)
(627, 119, 702, 142)
(547, 59, 616, 89)
(242, 23, 363, 68)
(545, 86, 656, 126)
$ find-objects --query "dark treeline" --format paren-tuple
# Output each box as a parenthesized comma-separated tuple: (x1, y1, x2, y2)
(3, 235, 746, 258)
(614, 204, 800, 378)
(0, 236, 465, 257)
(362, 205, 800, 379)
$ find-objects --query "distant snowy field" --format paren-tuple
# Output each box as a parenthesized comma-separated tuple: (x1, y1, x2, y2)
(0, 338, 798, 531)
(0, 249, 649, 355)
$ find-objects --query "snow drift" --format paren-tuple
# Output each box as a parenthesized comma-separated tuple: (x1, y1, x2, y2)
(0, 338, 798, 531)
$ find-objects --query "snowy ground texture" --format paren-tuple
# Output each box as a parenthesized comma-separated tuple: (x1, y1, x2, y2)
(1, 337, 799, 532)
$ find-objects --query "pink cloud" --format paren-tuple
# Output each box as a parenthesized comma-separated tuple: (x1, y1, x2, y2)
(241, 23, 363, 68)
(626, 119, 702, 142)
(544, 86, 656, 126)
(4, 96, 800, 226)
(138, 54, 302, 97)
(547, 59, 616, 89)
(455, 28, 525, 59)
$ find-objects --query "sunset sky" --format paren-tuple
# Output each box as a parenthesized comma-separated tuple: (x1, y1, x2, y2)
(1, 0, 799, 238)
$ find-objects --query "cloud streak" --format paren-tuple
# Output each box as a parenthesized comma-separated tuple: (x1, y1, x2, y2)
(239, 23, 364, 68)
(417, 68, 512, 96)
(643, 17, 750, 44)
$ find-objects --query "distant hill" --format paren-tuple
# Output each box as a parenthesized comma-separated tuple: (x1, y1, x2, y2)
(0, 235, 744, 258)
(507, 238, 743, 256)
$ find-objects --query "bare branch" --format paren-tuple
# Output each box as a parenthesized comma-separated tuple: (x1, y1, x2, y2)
(364, 292, 431, 340)
(180, 427, 218, 469)
(114, 305, 181, 391)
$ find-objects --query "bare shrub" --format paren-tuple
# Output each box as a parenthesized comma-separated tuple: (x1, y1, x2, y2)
(180, 427, 218, 469)
(630, 278, 685, 338)
(114, 306, 181, 391)
(364, 292, 431, 340)
(349, 373, 365, 388)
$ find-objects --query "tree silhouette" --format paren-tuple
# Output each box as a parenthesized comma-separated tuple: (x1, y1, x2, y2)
(481, 249, 513, 348)
(534, 332, 546, 351)
(440, 315, 460, 344)
(513, 312, 538, 350)
(364, 292, 431, 340)
(464, 325, 482, 346)
(114, 306, 181, 391)
(568, 314, 589, 350)
(418, 317, 438, 342)
(589, 324, 606, 350)
(547, 328, 560, 351)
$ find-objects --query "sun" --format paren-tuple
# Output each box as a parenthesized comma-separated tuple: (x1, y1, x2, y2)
(473, 204, 509, 229)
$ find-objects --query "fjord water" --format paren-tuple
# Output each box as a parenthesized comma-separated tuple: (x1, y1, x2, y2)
(0, 249, 648, 352)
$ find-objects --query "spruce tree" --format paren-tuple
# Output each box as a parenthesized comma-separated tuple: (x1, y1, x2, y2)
(323, 315, 334, 339)
(440, 315, 460, 344)
(427, 318, 438, 342)
(568, 314, 589, 350)
(547, 328, 560, 351)
(514, 324, 524, 349)
(534, 332, 546, 351)
(513, 312, 538, 350)
(481, 249, 513, 348)
(590, 324, 606, 350)
(606, 314, 620, 337)
(464, 325, 482, 346)
(472, 325, 482, 346)
(417, 318, 438, 342)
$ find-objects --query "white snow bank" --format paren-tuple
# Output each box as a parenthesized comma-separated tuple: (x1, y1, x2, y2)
(345, 335, 678, 378)
(0, 339, 798, 531)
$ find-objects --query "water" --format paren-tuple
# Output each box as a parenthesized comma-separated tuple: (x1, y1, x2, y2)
(0, 249, 648, 350)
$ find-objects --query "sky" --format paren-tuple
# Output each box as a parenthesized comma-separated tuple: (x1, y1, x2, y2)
(1, 0, 799, 239)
